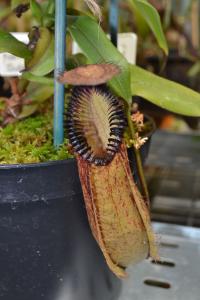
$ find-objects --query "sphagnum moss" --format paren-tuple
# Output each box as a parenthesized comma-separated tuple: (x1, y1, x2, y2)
(0, 113, 73, 164)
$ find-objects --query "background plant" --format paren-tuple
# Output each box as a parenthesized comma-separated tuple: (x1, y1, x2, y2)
(1, 0, 200, 115)
(0, 0, 200, 161)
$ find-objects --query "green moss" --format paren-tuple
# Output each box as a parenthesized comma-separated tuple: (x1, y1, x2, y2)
(0, 113, 73, 164)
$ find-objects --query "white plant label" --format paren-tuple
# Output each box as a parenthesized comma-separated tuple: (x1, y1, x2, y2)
(72, 32, 138, 64)
(0, 32, 29, 77)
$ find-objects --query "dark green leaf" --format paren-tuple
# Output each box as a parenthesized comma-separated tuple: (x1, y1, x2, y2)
(22, 72, 54, 85)
(0, 29, 31, 59)
(131, 65, 200, 116)
(25, 82, 54, 102)
(18, 104, 38, 119)
(68, 16, 131, 102)
(129, 0, 168, 55)
(30, 0, 43, 24)
(42, 15, 54, 27)
(66, 53, 88, 70)
(29, 36, 54, 76)
(45, 0, 55, 15)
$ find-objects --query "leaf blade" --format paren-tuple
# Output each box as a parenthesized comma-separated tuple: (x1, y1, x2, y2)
(130, 0, 168, 55)
(0, 30, 31, 59)
(68, 16, 131, 102)
(28, 36, 54, 76)
(25, 82, 54, 102)
(22, 72, 54, 85)
(30, 0, 43, 25)
(131, 65, 200, 116)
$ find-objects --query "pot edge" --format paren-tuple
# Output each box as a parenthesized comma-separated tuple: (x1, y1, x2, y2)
(0, 158, 75, 170)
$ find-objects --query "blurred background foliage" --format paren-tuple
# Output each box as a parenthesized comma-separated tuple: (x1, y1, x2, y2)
(0, 0, 199, 133)
(1, 0, 199, 89)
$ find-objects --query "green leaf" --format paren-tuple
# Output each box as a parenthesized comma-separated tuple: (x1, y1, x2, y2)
(26, 27, 52, 69)
(0, 29, 31, 59)
(66, 53, 88, 70)
(188, 61, 200, 78)
(42, 15, 54, 27)
(22, 72, 54, 85)
(25, 82, 54, 102)
(128, 0, 150, 37)
(18, 82, 53, 119)
(45, 0, 55, 15)
(30, 0, 43, 24)
(11, 0, 29, 10)
(130, 65, 200, 117)
(68, 16, 131, 102)
(129, 0, 168, 55)
(29, 36, 54, 76)
(18, 104, 38, 119)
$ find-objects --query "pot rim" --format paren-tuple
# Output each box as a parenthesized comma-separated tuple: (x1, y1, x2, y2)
(0, 158, 75, 170)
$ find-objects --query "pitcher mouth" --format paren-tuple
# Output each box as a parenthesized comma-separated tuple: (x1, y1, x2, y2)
(66, 84, 125, 166)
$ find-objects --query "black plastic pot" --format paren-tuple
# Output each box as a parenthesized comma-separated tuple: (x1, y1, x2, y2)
(0, 159, 121, 300)
(0, 137, 152, 300)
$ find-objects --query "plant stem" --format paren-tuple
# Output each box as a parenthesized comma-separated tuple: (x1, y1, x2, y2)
(127, 107, 150, 205)
(134, 148, 150, 205)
